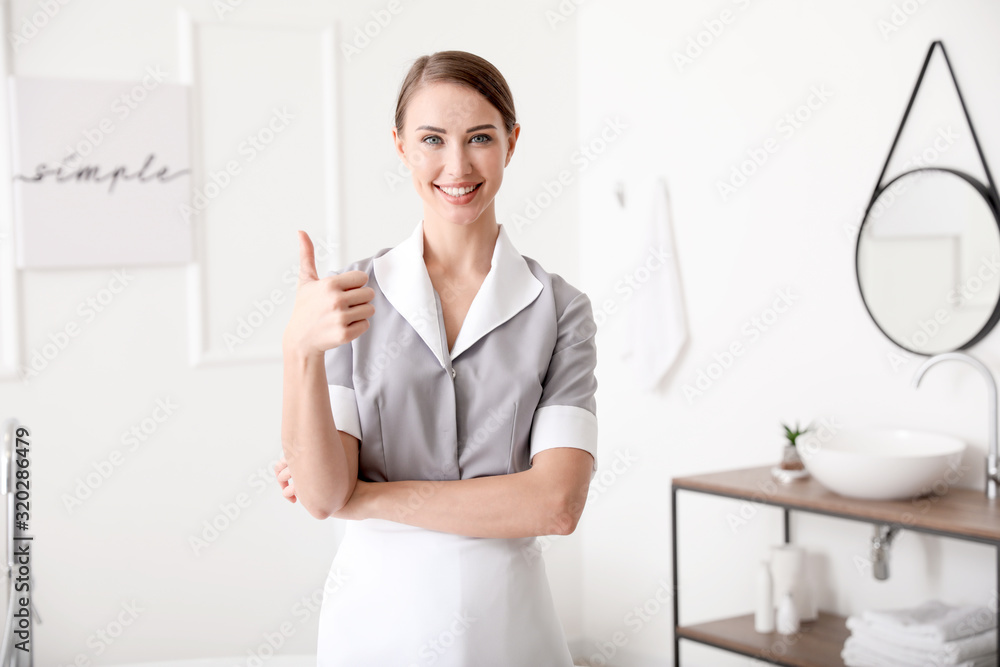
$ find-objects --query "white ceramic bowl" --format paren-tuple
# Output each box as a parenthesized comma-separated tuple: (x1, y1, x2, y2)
(798, 428, 966, 500)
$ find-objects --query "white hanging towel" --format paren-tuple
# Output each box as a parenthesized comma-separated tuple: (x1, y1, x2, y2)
(620, 176, 687, 390)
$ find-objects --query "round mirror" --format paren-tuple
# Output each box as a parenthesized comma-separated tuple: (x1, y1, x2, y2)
(856, 167, 1000, 355)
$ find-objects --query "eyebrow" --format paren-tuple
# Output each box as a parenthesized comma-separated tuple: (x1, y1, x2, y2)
(415, 124, 497, 133)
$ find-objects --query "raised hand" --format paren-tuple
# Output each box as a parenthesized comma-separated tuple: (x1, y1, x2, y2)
(282, 230, 375, 358)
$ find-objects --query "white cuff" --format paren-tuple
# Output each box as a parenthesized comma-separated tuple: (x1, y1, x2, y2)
(529, 405, 598, 474)
(328, 384, 362, 441)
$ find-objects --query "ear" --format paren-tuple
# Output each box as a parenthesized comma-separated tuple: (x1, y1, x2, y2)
(504, 123, 521, 167)
(392, 126, 407, 164)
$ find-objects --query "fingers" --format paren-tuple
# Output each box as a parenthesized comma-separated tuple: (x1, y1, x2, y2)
(333, 270, 372, 291)
(273, 457, 287, 475)
(340, 301, 376, 326)
(297, 231, 320, 287)
(275, 462, 296, 503)
(342, 318, 371, 341)
(339, 284, 376, 308)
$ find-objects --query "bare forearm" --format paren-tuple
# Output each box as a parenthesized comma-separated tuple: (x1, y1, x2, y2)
(365, 471, 570, 539)
(280, 346, 354, 519)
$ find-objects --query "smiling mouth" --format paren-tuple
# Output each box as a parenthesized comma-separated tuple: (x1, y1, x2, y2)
(435, 183, 483, 199)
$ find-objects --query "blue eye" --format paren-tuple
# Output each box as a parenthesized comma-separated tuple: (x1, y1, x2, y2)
(422, 135, 442, 145)
(470, 134, 492, 144)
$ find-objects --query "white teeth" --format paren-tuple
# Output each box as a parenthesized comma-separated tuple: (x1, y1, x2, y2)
(440, 184, 478, 197)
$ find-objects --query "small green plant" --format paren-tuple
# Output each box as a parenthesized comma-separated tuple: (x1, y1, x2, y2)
(782, 421, 813, 448)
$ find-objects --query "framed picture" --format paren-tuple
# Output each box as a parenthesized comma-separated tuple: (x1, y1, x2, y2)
(8, 74, 192, 268)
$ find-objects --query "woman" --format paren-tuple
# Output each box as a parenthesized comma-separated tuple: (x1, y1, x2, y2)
(276, 50, 598, 666)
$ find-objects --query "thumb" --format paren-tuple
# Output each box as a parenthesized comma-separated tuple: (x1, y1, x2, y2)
(297, 230, 319, 287)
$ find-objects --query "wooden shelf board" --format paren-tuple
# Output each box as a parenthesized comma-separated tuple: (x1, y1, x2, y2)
(677, 611, 849, 667)
(672, 466, 1000, 543)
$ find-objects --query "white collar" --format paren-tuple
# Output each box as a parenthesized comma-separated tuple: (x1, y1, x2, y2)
(373, 219, 543, 369)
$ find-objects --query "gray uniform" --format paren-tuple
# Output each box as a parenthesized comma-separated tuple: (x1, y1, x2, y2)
(324, 219, 598, 482)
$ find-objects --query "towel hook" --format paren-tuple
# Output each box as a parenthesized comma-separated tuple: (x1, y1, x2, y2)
(614, 181, 625, 208)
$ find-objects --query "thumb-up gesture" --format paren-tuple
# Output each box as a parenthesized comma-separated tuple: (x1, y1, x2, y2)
(283, 231, 375, 357)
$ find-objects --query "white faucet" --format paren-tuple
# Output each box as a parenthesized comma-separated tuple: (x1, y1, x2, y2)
(911, 351, 999, 500)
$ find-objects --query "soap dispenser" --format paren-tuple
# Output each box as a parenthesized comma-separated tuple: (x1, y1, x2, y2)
(776, 591, 800, 635)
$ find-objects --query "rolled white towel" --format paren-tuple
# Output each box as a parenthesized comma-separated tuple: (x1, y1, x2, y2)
(847, 616, 997, 663)
(861, 600, 997, 642)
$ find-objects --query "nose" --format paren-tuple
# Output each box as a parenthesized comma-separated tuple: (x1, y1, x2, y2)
(445, 142, 472, 178)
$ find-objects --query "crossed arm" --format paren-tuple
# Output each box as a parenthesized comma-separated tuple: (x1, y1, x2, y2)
(278, 433, 594, 539)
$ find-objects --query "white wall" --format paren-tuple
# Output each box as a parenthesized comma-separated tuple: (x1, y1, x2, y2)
(5, 1, 1000, 665)
(0, 0, 585, 663)
(576, 1, 1000, 665)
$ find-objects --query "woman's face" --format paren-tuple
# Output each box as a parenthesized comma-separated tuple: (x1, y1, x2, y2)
(393, 81, 519, 229)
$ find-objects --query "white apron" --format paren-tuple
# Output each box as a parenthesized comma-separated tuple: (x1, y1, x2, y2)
(316, 518, 575, 667)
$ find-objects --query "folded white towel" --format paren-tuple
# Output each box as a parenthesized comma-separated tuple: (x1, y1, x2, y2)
(843, 636, 997, 667)
(846, 616, 997, 662)
(860, 600, 997, 642)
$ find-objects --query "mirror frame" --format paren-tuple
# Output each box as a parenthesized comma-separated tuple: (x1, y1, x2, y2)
(855, 166, 1000, 355)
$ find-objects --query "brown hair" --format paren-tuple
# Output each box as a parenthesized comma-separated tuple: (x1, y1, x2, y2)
(394, 50, 517, 135)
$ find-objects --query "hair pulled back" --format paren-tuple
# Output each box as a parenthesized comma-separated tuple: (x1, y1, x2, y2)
(394, 50, 516, 135)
